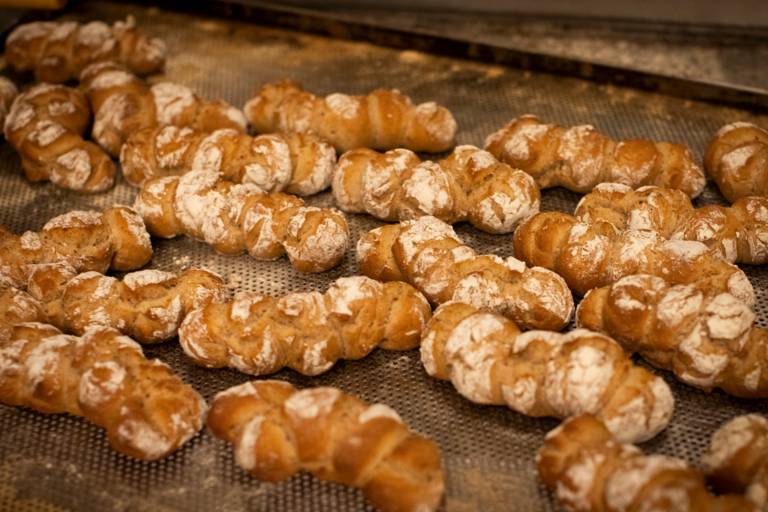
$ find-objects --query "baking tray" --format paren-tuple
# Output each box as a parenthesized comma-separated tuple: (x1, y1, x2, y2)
(0, 2, 767, 511)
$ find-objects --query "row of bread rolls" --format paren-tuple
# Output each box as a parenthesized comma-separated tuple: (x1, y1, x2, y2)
(4, 18, 766, 208)
(6, 71, 765, 208)
(3, 16, 768, 512)
(245, 82, 768, 206)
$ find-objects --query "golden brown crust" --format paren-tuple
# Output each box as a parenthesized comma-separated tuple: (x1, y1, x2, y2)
(0, 206, 152, 288)
(702, 414, 768, 510)
(0, 77, 18, 131)
(332, 145, 540, 234)
(178, 275, 430, 376)
(23, 264, 227, 344)
(513, 211, 755, 304)
(0, 322, 205, 460)
(485, 114, 706, 197)
(244, 80, 457, 153)
(356, 223, 406, 283)
(538, 414, 757, 512)
(357, 216, 573, 331)
(4, 83, 115, 192)
(576, 274, 768, 397)
(575, 183, 768, 264)
(206, 380, 444, 512)
(5, 17, 166, 83)
(0, 280, 46, 338)
(79, 62, 246, 157)
(120, 126, 336, 194)
(704, 122, 768, 202)
(133, 170, 348, 273)
(421, 302, 673, 443)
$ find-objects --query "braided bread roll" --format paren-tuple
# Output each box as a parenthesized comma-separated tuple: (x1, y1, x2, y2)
(703, 414, 768, 511)
(485, 114, 706, 197)
(538, 414, 757, 512)
(244, 80, 457, 153)
(704, 122, 768, 202)
(5, 17, 166, 83)
(333, 145, 540, 234)
(133, 169, 348, 273)
(4, 83, 115, 192)
(207, 380, 444, 512)
(0, 77, 18, 131)
(0, 322, 205, 460)
(79, 62, 246, 157)
(577, 274, 768, 398)
(513, 211, 755, 304)
(575, 183, 768, 264)
(422, 302, 673, 443)
(0, 206, 152, 289)
(120, 126, 335, 193)
(357, 216, 573, 331)
(179, 275, 430, 376)
(24, 263, 226, 344)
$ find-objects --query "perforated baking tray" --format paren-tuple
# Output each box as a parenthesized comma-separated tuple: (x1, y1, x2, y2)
(1, 3, 767, 511)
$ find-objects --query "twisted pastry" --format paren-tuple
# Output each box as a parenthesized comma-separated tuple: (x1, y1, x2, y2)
(134, 169, 348, 273)
(577, 274, 768, 398)
(207, 380, 444, 512)
(703, 414, 768, 511)
(79, 62, 246, 157)
(574, 183, 768, 264)
(333, 145, 540, 234)
(5, 16, 166, 83)
(538, 414, 757, 512)
(357, 215, 572, 331)
(0, 206, 152, 288)
(485, 114, 706, 197)
(23, 263, 226, 344)
(704, 122, 768, 202)
(120, 125, 335, 193)
(4, 83, 115, 192)
(179, 275, 430, 376)
(135, 171, 349, 272)
(0, 77, 18, 130)
(513, 211, 754, 304)
(134, 171, 349, 272)
(0, 322, 205, 460)
(244, 80, 457, 153)
(422, 302, 673, 443)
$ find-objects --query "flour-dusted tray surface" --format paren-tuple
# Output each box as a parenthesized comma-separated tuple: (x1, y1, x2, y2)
(1, 3, 767, 511)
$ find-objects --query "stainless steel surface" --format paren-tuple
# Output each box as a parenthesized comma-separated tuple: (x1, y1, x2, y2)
(276, 0, 768, 28)
(0, 2, 767, 510)
(308, 9, 768, 90)
(146, 0, 768, 110)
